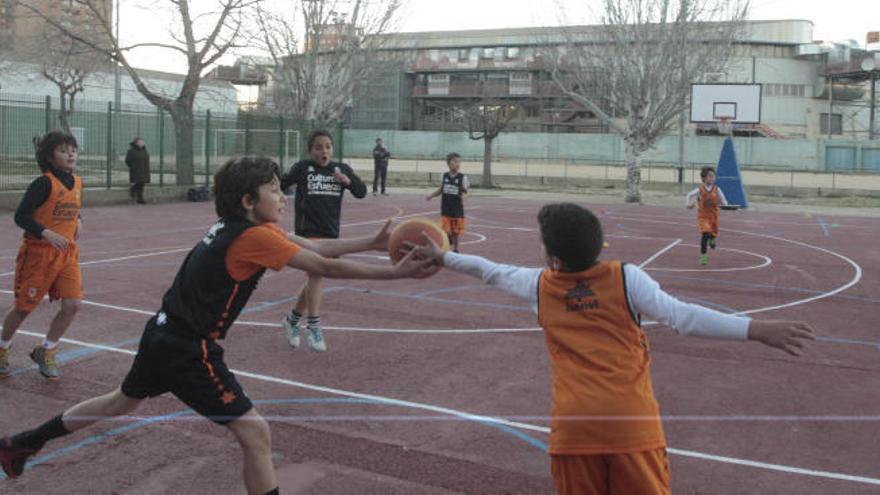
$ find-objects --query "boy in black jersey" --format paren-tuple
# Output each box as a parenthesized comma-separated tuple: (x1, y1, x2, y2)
(426, 152, 469, 253)
(0, 157, 428, 494)
(280, 129, 366, 352)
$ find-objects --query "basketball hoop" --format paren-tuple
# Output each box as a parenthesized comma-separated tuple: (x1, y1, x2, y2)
(716, 117, 733, 136)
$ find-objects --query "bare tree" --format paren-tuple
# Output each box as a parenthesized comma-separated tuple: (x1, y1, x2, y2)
(255, 0, 402, 124)
(550, 0, 748, 202)
(19, 0, 259, 185)
(458, 97, 519, 188)
(35, 36, 105, 133)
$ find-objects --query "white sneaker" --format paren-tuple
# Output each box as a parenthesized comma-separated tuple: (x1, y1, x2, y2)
(283, 317, 301, 348)
(307, 326, 327, 352)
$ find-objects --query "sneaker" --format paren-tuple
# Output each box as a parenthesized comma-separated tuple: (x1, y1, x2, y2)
(306, 326, 327, 352)
(699, 254, 709, 266)
(0, 437, 37, 478)
(29, 346, 59, 379)
(283, 317, 301, 348)
(708, 237, 716, 249)
(0, 347, 10, 377)
(381, 192, 389, 196)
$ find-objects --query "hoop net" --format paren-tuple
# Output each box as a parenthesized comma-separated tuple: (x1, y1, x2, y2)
(716, 117, 734, 136)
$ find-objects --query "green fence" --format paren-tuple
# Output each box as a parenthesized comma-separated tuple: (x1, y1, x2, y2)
(0, 92, 346, 191)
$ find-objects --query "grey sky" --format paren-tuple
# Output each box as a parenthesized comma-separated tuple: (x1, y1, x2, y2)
(119, 0, 878, 74)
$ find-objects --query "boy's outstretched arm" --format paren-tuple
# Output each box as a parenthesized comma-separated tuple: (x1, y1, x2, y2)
(408, 235, 542, 311)
(287, 220, 392, 258)
(626, 264, 815, 355)
(287, 245, 430, 280)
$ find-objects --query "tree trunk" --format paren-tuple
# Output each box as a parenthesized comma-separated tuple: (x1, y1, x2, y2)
(170, 108, 195, 185)
(624, 138, 642, 203)
(481, 137, 494, 188)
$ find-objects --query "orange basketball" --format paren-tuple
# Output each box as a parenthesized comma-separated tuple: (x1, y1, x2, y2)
(388, 217, 449, 278)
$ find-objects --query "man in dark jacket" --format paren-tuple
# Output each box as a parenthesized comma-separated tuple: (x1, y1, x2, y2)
(125, 138, 150, 204)
(372, 137, 390, 196)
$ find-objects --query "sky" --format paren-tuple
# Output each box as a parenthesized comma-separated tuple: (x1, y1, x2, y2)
(117, 0, 878, 75)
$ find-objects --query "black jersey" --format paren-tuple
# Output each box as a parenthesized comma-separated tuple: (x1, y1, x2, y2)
(440, 172, 468, 218)
(280, 160, 366, 238)
(159, 220, 264, 340)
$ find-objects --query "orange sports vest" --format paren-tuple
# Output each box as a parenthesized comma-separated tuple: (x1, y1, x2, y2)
(538, 261, 666, 455)
(698, 185, 721, 226)
(27, 172, 82, 244)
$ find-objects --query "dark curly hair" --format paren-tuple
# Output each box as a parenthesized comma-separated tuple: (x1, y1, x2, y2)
(700, 166, 716, 180)
(213, 156, 281, 221)
(306, 129, 333, 151)
(537, 203, 604, 272)
(35, 131, 78, 172)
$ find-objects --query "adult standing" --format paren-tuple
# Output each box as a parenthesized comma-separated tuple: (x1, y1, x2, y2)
(372, 137, 390, 196)
(125, 137, 150, 204)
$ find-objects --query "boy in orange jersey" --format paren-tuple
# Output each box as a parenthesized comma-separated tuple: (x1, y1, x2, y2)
(0, 157, 430, 493)
(425, 152, 469, 253)
(0, 131, 84, 379)
(411, 202, 815, 495)
(686, 166, 729, 266)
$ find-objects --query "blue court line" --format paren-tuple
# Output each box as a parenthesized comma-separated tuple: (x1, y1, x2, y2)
(241, 286, 349, 314)
(2, 337, 141, 378)
(333, 286, 531, 312)
(817, 217, 830, 237)
(4, 397, 547, 479)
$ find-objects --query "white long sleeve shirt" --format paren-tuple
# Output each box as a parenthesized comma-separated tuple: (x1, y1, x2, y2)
(443, 252, 750, 340)
(686, 184, 728, 208)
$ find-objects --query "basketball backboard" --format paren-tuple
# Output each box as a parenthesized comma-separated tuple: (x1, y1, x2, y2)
(690, 83, 762, 124)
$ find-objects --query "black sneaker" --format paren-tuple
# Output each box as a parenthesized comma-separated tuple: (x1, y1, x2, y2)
(0, 437, 37, 478)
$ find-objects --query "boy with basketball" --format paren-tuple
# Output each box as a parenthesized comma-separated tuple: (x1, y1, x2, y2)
(0, 156, 429, 494)
(0, 131, 84, 379)
(686, 166, 728, 266)
(280, 129, 366, 352)
(411, 202, 814, 495)
(425, 152, 469, 253)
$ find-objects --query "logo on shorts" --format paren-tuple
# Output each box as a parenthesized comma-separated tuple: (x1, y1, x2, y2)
(565, 281, 598, 312)
(27, 287, 38, 300)
(156, 311, 167, 326)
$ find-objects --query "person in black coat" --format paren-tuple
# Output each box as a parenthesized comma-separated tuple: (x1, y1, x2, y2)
(372, 137, 390, 196)
(125, 138, 150, 204)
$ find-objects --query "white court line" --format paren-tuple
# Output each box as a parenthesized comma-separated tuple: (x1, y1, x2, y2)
(638, 239, 681, 268)
(609, 214, 863, 316)
(10, 328, 880, 486)
(646, 245, 773, 273)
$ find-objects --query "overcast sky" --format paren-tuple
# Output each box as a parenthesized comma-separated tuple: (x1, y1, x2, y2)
(118, 0, 878, 75)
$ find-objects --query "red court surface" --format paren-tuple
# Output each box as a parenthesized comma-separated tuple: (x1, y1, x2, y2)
(0, 193, 878, 494)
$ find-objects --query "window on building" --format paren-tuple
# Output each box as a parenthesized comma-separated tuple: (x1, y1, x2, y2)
(506, 47, 520, 59)
(819, 113, 842, 135)
(494, 47, 505, 60)
(458, 49, 470, 62)
(481, 47, 494, 59)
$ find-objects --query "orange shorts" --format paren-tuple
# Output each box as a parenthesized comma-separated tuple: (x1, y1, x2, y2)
(551, 448, 670, 495)
(14, 241, 83, 312)
(440, 216, 466, 235)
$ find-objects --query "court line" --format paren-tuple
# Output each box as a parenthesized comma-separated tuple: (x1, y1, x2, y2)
(9, 329, 880, 486)
(646, 245, 772, 272)
(817, 217, 830, 237)
(638, 239, 682, 268)
(607, 214, 863, 316)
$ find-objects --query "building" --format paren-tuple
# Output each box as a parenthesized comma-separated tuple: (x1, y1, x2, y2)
(0, 0, 113, 52)
(342, 20, 878, 140)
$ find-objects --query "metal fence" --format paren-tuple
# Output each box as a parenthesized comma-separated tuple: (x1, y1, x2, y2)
(0, 92, 345, 191)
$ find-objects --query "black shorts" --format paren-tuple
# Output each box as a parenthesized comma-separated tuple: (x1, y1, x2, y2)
(121, 313, 253, 424)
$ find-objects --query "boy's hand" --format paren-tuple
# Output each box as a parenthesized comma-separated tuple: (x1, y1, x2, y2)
(42, 229, 69, 251)
(402, 233, 446, 267)
(392, 247, 439, 278)
(747, 320, 815, 356)
(333, 167, 351, 186)
(370, 219, 393, 251)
